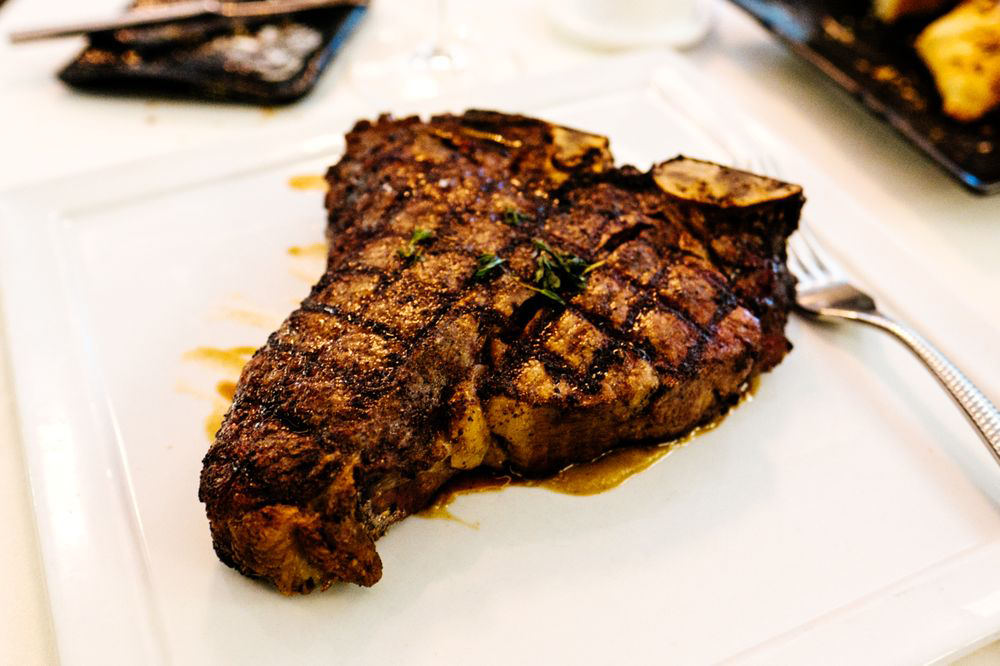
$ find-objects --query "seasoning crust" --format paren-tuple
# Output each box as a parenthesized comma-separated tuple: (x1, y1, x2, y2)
(198, 111, 803, 594)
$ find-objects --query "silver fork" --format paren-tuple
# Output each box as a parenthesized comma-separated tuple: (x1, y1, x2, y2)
(788, 224, 1000, 459)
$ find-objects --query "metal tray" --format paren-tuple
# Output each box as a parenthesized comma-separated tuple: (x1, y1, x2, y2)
(729, 0, 999, 194)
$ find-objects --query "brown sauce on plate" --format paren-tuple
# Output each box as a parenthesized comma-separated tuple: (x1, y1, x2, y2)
(183, 346, 256, 372)
(216, 379, 237, 401)
(538, 442, 685, 496)
(287, 174, 328, 192)
(183, 347, 255, 440)
(287, 242, 327, 258)
(422, 435, 690, 519)
(422, 378, 757, 518)
(204, 380, 239, 439)
(221, 306, 278, 328)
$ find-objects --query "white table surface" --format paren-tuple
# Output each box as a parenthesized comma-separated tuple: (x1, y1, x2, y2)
(1, 0, 998, 663)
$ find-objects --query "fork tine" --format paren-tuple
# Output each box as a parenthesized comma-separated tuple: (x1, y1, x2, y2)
(790, 229, 834, 282)
(788, 233, 823, 282)
(785, 243, 812, 284)
(732, 152, 841, 287)
(795, 223, 842, 279)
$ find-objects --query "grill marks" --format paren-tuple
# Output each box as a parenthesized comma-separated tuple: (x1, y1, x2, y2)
(200, 111, 803, 594)
(315, 139, 757, 422)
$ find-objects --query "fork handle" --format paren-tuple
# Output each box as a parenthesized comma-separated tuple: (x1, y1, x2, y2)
(843, 309, 1000, 459)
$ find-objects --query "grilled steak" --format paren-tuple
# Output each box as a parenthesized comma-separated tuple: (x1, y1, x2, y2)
(199, 111, 803, 594)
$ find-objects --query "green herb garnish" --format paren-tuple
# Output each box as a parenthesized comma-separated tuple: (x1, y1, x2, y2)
(469, 238, 601, 306)
(530, 238, 603, 299)
(474, 253, 506, 280)
(517, 281, 566, 305)
(398, 228, 434, 262)
(503, 207, 532, 227)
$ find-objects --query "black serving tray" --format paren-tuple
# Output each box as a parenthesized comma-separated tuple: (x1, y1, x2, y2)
(59, 1, 366, 105)
(728, 0, 999, 194)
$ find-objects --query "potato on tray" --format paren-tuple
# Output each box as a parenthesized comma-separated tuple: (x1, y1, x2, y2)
(915, 0, 1000, 122)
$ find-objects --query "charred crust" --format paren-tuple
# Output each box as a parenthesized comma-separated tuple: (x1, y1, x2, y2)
(199, 112, 801, 594)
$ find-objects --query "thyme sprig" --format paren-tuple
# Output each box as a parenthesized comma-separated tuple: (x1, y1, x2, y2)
(468, 239, 604, 307)
(398, 228, 434, 263)
(517, 281, 566, 305)
(474, 253, 506, 280)
(503, 207, 532, 227)
(531, 238, 605, 300)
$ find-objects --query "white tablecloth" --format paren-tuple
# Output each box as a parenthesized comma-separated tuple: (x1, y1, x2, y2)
(1, 0, 998, 662)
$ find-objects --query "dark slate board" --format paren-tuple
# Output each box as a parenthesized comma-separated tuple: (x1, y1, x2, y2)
(59, 1, 367, 105)
(729, 0, 999, 195)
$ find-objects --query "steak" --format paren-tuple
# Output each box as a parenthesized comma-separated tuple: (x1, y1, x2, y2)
(198, 110, 803, 594)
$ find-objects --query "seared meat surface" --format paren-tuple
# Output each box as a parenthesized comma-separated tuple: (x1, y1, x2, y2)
(199, 111, 803, 594)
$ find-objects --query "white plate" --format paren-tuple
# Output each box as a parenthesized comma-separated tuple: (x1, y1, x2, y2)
(3, 53, 1000, 666)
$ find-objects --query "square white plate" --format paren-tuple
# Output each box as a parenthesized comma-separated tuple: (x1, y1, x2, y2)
(3, 53, 1000, 666)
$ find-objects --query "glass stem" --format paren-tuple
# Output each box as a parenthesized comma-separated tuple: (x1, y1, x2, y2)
(430, 0, 449, 58)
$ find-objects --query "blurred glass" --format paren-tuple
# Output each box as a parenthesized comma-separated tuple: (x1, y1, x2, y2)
(349, 0, 517, 105)
(544, 0, 712, 50)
